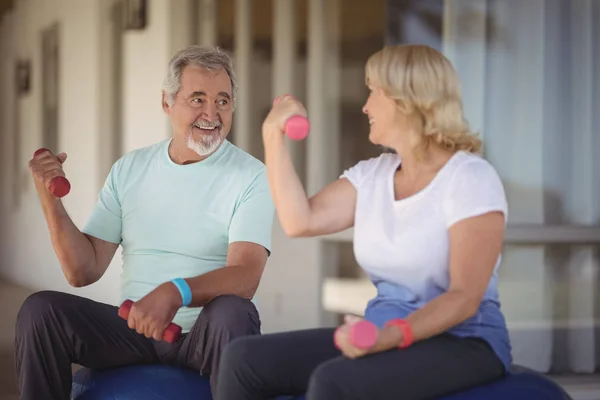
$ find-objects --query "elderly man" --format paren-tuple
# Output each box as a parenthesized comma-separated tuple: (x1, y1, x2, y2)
(17, 46, 274, 399)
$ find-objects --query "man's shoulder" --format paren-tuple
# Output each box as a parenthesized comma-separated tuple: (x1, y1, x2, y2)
(225, 141, 265, 167)
(111, 140, 166, 170)
(121, 140, 166, 164)
(104, 140, 167, 188)
(222, 141, 266, 177)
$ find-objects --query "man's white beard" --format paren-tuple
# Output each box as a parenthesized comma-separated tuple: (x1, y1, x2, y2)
(186, 129, 223, 156)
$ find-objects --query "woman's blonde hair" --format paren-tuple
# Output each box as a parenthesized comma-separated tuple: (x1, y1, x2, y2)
(365, 45, 482, 157)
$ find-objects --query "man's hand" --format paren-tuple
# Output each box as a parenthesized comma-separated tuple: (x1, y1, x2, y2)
(126, 282, 182, 342)
(334, 315, 404, 359)
(29, 150, 68, 200)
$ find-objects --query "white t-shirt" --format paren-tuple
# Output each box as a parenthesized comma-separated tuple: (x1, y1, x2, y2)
(341, 150, 512, 369)
(342, 150, 508, 299)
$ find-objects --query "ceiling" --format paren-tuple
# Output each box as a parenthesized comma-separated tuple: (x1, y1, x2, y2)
(217, 0, 387, 41)
(0, 0, 388, 40)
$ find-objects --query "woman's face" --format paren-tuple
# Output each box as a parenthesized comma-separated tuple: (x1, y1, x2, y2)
(362, 80, 405, 148)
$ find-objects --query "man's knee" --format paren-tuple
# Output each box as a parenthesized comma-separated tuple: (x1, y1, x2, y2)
(307, 361, 346, 400)
(201, 294, 260, 335)
(16, 290, 68, 336)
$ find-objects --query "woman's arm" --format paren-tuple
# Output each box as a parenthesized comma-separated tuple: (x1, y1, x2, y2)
(262, 97, 356, 237)
(336, 211, 506, 358)
(381, 211, 506, 347)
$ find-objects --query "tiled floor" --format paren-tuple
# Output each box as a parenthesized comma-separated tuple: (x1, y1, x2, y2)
(0, 281, 32, 400)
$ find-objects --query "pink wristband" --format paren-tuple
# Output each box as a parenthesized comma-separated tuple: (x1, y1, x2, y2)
(385, 319, 414, 348)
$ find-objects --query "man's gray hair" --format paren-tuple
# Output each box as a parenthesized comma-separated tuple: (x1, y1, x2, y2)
(162, 45, 238, 109)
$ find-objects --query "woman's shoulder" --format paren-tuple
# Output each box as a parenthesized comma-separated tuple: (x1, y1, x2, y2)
(447, 151, 503, 185)
(340, 152, 400, 188)
(441, 151, 508, 225)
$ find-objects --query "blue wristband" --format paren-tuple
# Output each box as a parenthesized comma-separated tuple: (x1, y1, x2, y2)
(171, 278, 192, 307)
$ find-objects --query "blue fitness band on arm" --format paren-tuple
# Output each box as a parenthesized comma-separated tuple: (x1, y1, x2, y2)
(171, 278, 192, 307)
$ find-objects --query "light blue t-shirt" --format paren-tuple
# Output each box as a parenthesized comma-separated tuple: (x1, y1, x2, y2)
(82, 138, 275, 332)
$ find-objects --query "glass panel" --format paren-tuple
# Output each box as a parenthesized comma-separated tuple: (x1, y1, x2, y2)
(217, 0, 308, 163)
(217, 0, 234, 51)
(333, 0, 600, 228)
(327, 242, 600, 374)
(499, 244, 600, 374)
(330, 0, 600, 377)
(336, 0, 387, 173)
(438, 0, 600, 374)
(480, 1, 599, 229)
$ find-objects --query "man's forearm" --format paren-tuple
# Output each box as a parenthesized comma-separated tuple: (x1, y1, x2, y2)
(41, 196, 96, 286)
(181, 266, 261, 307)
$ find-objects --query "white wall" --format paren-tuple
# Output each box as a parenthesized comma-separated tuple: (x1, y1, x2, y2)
(0, 0, 346, 335)
(0, 0, 114, 303)
(0, 0, 179, 306)
(122, 0, 173, 153)
(0, 0, 323, 334)
(0, 9, 16, 217)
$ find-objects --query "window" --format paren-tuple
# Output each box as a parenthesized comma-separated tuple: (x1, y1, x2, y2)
(327, 0, 600, 376)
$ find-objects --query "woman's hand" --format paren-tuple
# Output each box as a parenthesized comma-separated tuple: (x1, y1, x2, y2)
(334, 315, 404, 359)
(262, 95, 308, 140)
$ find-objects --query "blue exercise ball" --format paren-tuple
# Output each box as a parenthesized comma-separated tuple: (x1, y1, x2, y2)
(72, 364, 570, 400)
(72, 365, 212, 400)
(71, 364, 306, 400)
(438, 365, 572, 400)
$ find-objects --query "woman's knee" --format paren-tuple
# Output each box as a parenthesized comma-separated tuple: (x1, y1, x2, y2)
(220, 335, 261, 372)
(307, 360, 347, 400)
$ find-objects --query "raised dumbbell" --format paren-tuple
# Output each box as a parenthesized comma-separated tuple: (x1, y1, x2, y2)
(273, 96, 310, 141)
(33, 148, 71, 198)
(118, 299, 182, 343)
(334, 319, 378, 350)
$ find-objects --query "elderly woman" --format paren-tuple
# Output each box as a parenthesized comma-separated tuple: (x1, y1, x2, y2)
(215, 44, 511, 400)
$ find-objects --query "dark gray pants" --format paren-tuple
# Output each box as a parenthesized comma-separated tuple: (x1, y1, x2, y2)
(216, 328, 505, 400)
(14, 290, 261, 400)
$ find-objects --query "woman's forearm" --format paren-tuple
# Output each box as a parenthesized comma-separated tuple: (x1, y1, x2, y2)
(262, 129, 312, 236)
(406, 290, 477, 342)
(380, 290, 477, 348)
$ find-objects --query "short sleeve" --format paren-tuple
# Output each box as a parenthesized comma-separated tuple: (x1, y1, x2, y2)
(81, 161, 123, 244)
(339, 156, 386, 189)
(228, 169, 275, 254)
(443, 159, 508, 228)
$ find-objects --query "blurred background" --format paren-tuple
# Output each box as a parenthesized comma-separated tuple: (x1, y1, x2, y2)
(0, 0, 598, 398)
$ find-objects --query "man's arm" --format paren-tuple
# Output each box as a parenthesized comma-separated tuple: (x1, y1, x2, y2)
(30, 151, 119, 287)
(183, 168, 274, 305)
(129, 241, 268, 341)
(183, 241, 268, 306)
(42, 196, 118, 287)
(126, 169, 274, 341)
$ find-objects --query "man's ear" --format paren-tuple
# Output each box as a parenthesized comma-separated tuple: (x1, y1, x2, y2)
(162, 91, 170, 115)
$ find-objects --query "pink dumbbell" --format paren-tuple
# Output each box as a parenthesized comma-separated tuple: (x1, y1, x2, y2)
(273, 96, 310, 141)
(334, 320, 378, 350)
(33, 148, 71, 198)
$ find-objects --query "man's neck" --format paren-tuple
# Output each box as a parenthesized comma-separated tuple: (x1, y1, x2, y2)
(168, 139, 207, 165)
